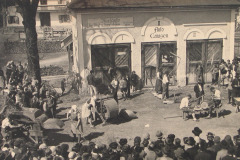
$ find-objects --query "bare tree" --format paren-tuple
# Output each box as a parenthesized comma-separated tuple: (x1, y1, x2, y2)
(15, 0, 41, 84)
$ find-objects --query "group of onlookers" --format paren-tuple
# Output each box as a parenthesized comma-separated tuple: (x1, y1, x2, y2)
(0, 60, 58, 119)
(86, 68, 139, 103)
(0, 126, 240, 159)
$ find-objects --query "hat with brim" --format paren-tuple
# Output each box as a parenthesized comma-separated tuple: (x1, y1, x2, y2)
(207, 132, 214, 138)
(109, 142, 118, 149)
(119, 138, 128, 146)
(187, 137, 196, 146)
(156, 130, 163, 138)
(192, 127, 202, 135)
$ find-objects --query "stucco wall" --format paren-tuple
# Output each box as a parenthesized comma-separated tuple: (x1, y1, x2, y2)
(75, 8, 234, 86)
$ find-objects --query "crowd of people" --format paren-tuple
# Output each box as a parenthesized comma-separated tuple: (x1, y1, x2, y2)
(0, 127, 240, 159)
(1, 60, 240, 160)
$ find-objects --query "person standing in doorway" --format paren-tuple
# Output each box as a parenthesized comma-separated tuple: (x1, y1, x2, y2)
(196, 64, 205, 93)
(130, 71, 138, 92)
(212, 64, 219, 85)
(155, 71, 162, 94)
(87, 70, 97, 97)
(162, 72, 169, 100)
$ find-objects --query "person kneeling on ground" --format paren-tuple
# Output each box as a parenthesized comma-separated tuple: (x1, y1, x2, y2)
(179, 94, 197, 121)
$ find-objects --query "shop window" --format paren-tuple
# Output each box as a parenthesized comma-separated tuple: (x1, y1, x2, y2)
(40, 0, 47, 5)
(7, 16, 19, 24)
(59, 15, 70, 23)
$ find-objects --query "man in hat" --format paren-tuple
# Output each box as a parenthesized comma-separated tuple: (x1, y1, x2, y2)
(179, 94, 198, 121)
(207, 136, 222, 159)
(194, 80, 204, 104)
(192, 127, 202, 145)
(154, 130, 164, 150)
(206, 132, 215, 148)
(185, 137, 198, 160)
(30, 92, 39, 108)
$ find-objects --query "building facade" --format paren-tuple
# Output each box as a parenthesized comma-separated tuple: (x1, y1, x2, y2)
(68, 0, 239, 87)
(2, 0, 72, 41)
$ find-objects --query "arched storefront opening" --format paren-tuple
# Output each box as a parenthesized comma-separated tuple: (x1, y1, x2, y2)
(185, 28, 225, 84)
(88, 32, 134, 92)
(141, 17, 178, 87)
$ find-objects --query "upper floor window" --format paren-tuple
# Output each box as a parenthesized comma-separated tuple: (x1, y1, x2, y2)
(40, 0, 47, 5)
(59, 15, 70, 23)
(7, 16, 19, 24)
(58, 0, 63, 4)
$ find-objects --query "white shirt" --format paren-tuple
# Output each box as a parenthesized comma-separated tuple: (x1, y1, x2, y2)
(162, 75, 169, 84)
(180, 97, 189, 109)
(2, 118, 13, 129)
(214, 90, 221, 100)
(198, 84, 202, 92)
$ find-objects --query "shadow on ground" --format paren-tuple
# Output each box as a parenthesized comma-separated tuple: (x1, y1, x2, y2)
(84, 132, 104, 141)
(45, 129, 72, 146)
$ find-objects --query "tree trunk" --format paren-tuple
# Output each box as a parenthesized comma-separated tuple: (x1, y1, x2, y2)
(16, 0, 41, 84)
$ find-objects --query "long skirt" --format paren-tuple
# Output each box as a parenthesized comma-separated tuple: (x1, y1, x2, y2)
(155, 79, 162, 94)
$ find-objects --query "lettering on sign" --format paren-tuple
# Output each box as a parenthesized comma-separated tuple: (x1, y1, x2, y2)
(150, 27, 168, 39)
(87, 17, 134, 29)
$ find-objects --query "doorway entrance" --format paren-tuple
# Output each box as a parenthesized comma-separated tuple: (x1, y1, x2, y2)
(91, 43, 131, 88)
(141, 42, 177, 87)
(186, 39, 223, 84)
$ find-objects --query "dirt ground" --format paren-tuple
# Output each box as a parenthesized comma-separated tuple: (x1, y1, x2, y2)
(44, 84, 240, 149)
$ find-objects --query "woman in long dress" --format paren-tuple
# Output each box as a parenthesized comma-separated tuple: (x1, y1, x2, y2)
(155, 71, 162, 94)
(67, 105, 83, 143)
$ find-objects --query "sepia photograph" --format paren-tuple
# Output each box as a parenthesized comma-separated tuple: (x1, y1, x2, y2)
(0, 0, 240, 159)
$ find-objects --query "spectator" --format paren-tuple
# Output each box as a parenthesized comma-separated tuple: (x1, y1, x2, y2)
(130, 71, 138, 92)
(194, 140, 212, 160)
(185, 137, 198, 160)
(207, 136, 222, 159)
(119, 75, 128, 101)
(192, 127, 202, 145)
(216, 140, 229, 160)
(206, 132, 215, 148)
(0, 68, 5, 95)
(87, 70, 97, 97)
(109, 75, 119, 105)
(60, 78, 66, 96)
(162, 72, 169, 100)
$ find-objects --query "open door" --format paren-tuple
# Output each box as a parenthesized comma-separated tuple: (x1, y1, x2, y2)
(141, 42, 177, 87)
(186, 40, 222, 84)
